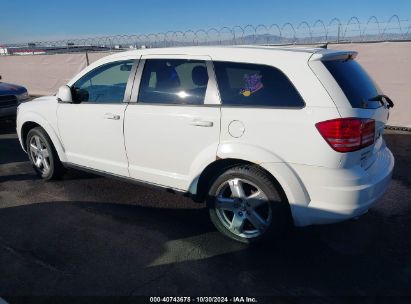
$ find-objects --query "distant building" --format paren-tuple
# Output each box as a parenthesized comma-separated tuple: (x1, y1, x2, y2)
(0, 45, 9, 55)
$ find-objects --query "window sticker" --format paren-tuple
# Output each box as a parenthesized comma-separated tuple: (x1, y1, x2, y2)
(240, 73, 263, 97)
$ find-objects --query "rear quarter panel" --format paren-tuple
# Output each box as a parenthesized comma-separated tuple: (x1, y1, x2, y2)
(215, 51, 343, 168)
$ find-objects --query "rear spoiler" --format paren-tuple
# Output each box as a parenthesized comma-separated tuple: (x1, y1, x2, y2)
(309, 50, 358, 62)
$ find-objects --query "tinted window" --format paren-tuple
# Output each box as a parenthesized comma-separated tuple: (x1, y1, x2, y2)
(213, 61, 304, 107)
(323, 59, 381, 109)
(72, 60, 133, 103)
(138, 59, 208, 105)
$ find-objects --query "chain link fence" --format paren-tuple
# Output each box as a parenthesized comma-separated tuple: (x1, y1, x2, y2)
(1, 15, 411, 55)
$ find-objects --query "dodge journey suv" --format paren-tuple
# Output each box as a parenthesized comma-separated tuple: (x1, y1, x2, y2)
(16, 46, 394, 243)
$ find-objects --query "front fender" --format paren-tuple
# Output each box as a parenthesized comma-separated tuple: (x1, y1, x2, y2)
(17, 111, 67, 163)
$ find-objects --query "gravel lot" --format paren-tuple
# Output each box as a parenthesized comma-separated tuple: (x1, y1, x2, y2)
(0, 120, 410, 302)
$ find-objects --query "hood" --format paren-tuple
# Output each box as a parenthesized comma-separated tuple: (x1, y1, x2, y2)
(0, 82, 28, 95)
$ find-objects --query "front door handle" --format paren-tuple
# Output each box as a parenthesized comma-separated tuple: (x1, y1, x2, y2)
(104, 113, 120, 120)
(190, 120, 214, 127)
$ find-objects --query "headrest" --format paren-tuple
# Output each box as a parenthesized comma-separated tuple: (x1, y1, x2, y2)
(192, 66, 208, 86)
(156, 65, 180, 90)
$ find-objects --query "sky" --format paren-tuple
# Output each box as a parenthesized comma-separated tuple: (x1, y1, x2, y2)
(0, 0, 410, 44)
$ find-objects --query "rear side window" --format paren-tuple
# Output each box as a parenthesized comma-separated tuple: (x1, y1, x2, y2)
(323, 59, 381, 109)
(138, 59, 208, 105)
(213, 61, 304, 107)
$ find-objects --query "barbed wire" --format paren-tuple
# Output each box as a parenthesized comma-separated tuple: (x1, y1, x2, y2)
(2, 15, 411, 54)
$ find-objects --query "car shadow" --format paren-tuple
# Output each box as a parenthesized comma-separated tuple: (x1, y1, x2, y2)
(0, 201, 212, 296)
(0, 119, 16, 134)
(0, 126, 410, 297)
(0, 120, 26, 165)
(385, 133, 411, 189)
(0, 200, 410, 298)
(0, 173, 37, 183)
(0, 138, 28, 165)
(0, 129, 99, 181)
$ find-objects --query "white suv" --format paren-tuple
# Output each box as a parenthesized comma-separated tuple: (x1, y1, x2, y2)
(16, 46, 395, 243)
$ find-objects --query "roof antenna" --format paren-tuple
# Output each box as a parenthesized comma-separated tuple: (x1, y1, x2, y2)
(319, 43, 328, 49)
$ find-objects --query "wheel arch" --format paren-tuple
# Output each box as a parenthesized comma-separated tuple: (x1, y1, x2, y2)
(190, 152, 311, 228)
(191, 158, 288, 204)
(19, 116, 67, 163)
(21, 121, 40, 151)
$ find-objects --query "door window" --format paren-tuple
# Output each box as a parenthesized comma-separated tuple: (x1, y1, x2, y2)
(213, 61, 305, 107)
(138, 59, 209, 105)
(72, 60, 134, 103)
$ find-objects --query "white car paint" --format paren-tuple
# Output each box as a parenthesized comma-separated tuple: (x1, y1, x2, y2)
(124, 54, 221, 189)
(16, 45, 394, 227)
(17, 97, 68, 163)
(57, 103, 129, 176)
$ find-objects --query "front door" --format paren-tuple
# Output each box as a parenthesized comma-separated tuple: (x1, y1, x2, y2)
(124, 56, 221, 190)
(57, 59, 137, 176)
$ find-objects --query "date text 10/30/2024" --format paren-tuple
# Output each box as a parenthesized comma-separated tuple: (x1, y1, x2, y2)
(149, 297, 258, 303)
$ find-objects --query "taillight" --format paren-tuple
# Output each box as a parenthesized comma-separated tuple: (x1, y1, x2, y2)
(316, 118, 375, 152)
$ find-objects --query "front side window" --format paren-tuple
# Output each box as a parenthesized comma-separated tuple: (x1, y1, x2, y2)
(72, 60, 133, 103)
(213, 61, 305, 107)
(138, 59, 209, 105)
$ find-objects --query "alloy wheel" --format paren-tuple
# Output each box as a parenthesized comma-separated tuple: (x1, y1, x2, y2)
(215, 178, 272, 239)
(29, 135, 51, 176)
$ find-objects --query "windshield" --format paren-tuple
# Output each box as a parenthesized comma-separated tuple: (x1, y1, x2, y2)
(323, 59, 382, 109)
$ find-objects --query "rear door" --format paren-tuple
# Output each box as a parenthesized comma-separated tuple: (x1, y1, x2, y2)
(124, 55, 221, 190)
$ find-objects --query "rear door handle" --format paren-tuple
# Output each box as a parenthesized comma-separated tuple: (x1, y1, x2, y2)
(104, 113, 120, 120)
(190, 120, 213, 127)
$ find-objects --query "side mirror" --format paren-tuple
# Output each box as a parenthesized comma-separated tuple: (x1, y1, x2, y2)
(57, 85, 73, 103)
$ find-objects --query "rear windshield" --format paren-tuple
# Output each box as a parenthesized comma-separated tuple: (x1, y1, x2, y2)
(323, 59, 381, 109)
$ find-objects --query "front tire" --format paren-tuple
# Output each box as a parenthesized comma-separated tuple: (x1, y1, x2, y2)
(26, 127, 65, 180)
(207, 165, 289, 243)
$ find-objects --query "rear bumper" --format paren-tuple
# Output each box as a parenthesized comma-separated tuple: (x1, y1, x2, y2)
(286, 146, 394, 226)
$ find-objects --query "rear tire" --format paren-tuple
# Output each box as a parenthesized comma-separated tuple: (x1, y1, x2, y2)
(207, 165, 289, 244)
(26, 127, 65, 180)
